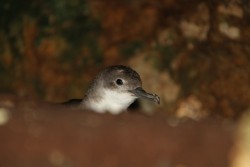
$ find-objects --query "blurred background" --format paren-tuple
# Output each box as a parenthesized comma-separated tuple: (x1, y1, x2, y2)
(1, 0, 250, 119)
(1, 1, 250, 167)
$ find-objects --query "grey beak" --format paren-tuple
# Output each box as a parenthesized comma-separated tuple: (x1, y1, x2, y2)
(129, 87, 160, 104)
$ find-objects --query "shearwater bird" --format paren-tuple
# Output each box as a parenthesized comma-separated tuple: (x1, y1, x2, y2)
(63, 65, 160, 114)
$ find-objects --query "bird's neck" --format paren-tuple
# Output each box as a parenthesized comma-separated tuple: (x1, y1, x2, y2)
(82, 89, 137, 114)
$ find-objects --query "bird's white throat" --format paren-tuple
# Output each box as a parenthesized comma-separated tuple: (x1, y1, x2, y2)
(83, 89, 137, 114)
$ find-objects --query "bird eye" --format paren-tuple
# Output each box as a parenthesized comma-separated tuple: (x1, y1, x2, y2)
(116, 79, 123, 85)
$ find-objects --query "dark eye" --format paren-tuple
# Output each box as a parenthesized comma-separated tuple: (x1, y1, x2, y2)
(116, 79, 123, 85)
